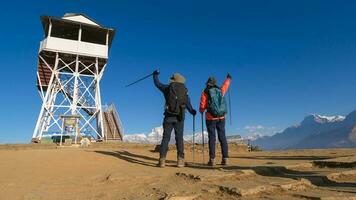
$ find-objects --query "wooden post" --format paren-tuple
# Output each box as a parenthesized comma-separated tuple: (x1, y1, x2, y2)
(78, 25, 82, 41)
(106, 30, 109, 46)
(48, 20, 52, 37)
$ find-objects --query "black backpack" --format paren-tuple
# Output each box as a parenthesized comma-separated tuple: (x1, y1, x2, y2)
(165, 83, 188, 116)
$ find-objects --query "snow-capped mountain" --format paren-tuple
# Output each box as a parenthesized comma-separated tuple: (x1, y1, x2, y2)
(124, 126, 242, 144)
(292, 111, 356, 149)
(184, 131, 209, 144)
(242, 133, 264, 141)
(124, 127, 209, 144)
(302, 114, 345, 125)
(314, 115, 345, 123)
(123, 134, 149, 143)
(123, 126, 166, 144)
(253, 111, 355, 150)
(146, 126, 165, 144)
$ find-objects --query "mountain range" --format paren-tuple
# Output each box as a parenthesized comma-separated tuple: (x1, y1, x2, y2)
(124, 110, 356, 150)
(123, 127, 242, 144)
(253, 110, 356, 150)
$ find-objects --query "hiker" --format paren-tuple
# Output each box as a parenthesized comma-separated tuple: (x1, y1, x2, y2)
(153, 70, 197, 168)
(199, 73, 231, 166)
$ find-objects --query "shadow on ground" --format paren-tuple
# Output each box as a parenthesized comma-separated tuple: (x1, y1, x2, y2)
(94, 150, 356, 193)
(95, 150, 177, 168)
(232, 155, 338, 160)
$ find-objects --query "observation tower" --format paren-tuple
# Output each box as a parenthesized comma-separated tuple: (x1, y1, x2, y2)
(32, 14, 123, 142)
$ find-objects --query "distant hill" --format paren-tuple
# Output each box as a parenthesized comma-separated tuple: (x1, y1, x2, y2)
(253, 111, 356, 150)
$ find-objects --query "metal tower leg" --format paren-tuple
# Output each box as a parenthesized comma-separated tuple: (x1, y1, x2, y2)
(33, 53, 59, 140)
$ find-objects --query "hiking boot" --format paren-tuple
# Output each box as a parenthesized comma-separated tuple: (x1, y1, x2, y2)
(208, 158, 216, 166)
(221, 158, 228, 166)
(158, 158, 166, 168)
(177, 157, 185, 168)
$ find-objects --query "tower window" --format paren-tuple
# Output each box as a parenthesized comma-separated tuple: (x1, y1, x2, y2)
(81, 26, 106, 45)
(51, 20, 79, 41)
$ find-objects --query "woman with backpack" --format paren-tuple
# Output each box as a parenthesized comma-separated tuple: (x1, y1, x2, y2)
(153, 70, 197, 168)
(199, 74, 231, 166)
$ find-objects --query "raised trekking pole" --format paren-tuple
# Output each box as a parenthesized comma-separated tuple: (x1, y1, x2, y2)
(228, 89, 232, 126)
(125, 71, 157, 87)
(201, 112, 205, 164)
(192, 115, 196, 165)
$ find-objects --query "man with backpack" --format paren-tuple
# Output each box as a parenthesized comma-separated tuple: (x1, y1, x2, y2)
(199, 74, 231, 166)
(153, 70, 197, 168)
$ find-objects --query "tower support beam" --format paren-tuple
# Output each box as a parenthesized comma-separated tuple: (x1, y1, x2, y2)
(33, 53, 106, 141)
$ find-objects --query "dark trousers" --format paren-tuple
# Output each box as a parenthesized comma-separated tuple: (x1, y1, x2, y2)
(160, 116, 185, 159)
(206, 119, 228, 160)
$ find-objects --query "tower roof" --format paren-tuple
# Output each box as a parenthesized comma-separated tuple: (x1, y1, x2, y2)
(40, 14, 116, 47)
(62, 13, 102, 27)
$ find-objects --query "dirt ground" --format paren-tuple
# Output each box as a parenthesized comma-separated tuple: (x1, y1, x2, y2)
(0, 143, 355, 200)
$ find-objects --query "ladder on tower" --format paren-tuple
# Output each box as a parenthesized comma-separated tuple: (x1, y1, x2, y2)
(61, 85, 95, 116)
(103, 104, 124, 140)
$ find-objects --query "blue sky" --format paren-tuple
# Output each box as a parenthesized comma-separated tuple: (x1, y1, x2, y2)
(0, 0, 355, 143)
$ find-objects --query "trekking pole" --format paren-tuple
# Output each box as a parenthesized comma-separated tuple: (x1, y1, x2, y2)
(201, 113, 205, 164)
(192, 115, 196, 165)
(228, 89, 232, 126)
(125, 71, 155, 87)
